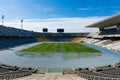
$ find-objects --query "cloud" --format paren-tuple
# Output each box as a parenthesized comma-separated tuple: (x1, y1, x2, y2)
(5, 16, 107, 33)
(77, 8, 91, 11)
(77, 6, 120, 11)
(77, 6, 104, 11)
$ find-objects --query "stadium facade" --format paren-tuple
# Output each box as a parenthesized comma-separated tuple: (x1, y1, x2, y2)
(86, 13, 120, 36)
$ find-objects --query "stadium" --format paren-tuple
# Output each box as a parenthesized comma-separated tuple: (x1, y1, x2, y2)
(0, 13, 119, 80)
(0, 0, 120, 80)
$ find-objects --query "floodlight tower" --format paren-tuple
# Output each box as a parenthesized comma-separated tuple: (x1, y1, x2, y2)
(21, 19, 23, 29)
(1, 15, 4, 26)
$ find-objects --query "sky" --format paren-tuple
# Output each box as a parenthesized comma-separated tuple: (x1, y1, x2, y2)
(0, 0, 120, 33)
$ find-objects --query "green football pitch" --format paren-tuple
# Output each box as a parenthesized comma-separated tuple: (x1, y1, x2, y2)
(20, 42, 100, 53)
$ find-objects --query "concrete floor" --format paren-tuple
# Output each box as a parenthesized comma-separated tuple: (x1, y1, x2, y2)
(15, 73, 87, 80)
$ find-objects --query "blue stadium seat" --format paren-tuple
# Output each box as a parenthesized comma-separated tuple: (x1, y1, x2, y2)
(0, 38, 38, 50)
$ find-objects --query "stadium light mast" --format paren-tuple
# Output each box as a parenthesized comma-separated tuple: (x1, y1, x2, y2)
(21, 19, 23, 29)
(1, 15, 4, 26)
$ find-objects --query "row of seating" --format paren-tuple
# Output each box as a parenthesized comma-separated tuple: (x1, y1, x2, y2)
(36, 37, 49, 42)
(0, 64, 38, 79)
(0, 25, 40, 37)
(100, 68, 120, 75)
(84, 38, 120, 52)
(76, 63, 120, 80)
(72, 37, 86, 42)
(99, 28, 120, 35)
(0, 71, 32, 80)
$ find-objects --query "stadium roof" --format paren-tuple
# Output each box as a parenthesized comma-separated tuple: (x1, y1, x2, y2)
(86, 13, 120, 28)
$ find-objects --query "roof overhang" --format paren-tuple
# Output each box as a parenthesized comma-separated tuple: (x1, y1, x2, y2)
(86, 13, 120, 28)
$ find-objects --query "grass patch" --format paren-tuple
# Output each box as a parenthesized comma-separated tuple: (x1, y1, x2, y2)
(20, 42, 101, 53)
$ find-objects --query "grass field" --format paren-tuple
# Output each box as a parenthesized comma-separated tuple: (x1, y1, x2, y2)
(20, 42, 100, 53)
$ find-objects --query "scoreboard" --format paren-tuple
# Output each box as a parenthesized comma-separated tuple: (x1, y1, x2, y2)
(43, 28, 48, 32)
(57, 29, 64, 33)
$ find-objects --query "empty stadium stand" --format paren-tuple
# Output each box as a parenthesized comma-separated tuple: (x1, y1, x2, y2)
(0, 63, 38, 80)
(72, 37, 86, 42)
(85, 13, 120, 52)
(84, 38, 120, 52)
(0, 37, 38, 50)
(0, 25, 40, 37)
(75, 64, 120, 80)
(36, 37, 49, 42)
(36, 33, 88, 42)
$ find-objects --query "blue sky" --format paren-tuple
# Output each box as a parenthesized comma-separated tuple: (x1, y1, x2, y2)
(0, 0, 120, 32)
